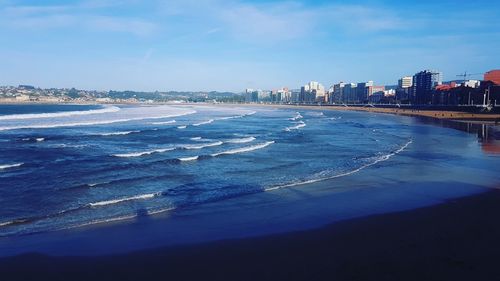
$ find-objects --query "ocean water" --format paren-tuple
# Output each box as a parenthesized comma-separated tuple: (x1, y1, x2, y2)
(0, 104, 498, 238)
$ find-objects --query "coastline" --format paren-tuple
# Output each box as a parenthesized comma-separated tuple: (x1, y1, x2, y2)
(1, 189, 500, 281)
(2, 101, 500, 122)
(210, 103, 500, 122)
(1, 102, 499, 280)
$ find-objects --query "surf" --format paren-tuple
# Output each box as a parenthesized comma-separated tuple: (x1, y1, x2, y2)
(0, 105, 120, 121)
(265, 139, 413, 191)
(211, 141, 275, 157)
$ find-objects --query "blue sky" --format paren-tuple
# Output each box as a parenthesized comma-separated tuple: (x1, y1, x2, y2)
(0, 0, 499, 92)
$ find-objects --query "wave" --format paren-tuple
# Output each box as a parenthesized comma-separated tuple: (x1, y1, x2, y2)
(285, 121, 306, 131)
(330, 117, 342, 120)
(99, 131, 140, 136)
(193, 119, 214, 126)
(218, 111, 257, 120)
(178, 156, 199, 162)
(190, 137, 202, 141)
(113, 147, 175, 158)
(152, 120, 176, 125)
(182, 141, 224, 150)
(225, 137, 256, 144)
(177, 126, 187, 129)
(0, 105, 120, 121)
(265, 139, 413, 191)
(0, 110, 197, 131)
(289, 112, 303, 121)
(0, 163, 23, 170)
(211, 141, 275, 157)
(88, 192, 162, 207)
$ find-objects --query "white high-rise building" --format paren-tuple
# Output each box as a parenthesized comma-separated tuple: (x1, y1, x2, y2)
(398, 76, 413, 89)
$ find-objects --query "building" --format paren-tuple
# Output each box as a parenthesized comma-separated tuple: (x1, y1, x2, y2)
(245, 89, 259, 103)
(300, 81, 325, 103)
(342, 83, 357, 103)
(484, 70, 500, 85)
(332, 82, 346, 104)
(355, 81, 374, 103)
(411, 70, 443, 104)
(398, 76, 413, 89)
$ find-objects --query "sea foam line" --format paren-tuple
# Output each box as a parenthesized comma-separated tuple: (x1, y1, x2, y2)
(193, 119, 214, 126)
(0, 163, 23, 170)
(211, 141, 275, 157)
(178, 156, 199, 162)
(151, 120, 176, 125)
(182, 141, 224, 150)
(285, 121, 306, 131)
(265, 139, 413, 191)
(225, 137, 256, 144)
(0, 110, 197, 131)
(0, 105, 120, 121)
(99, 130, 140, 136)
(88, 192, 162, 207)
(113, 147, 175, 158)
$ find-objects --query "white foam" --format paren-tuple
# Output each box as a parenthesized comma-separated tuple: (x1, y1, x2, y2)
(183, 141, 224, 150)
(177, 126, 187, 129)
(0, 105, 120, 121)
(35, 138, 45, 142)
(193, 119, 214, 126)
(113, 147, 175, 158)
(285, 121, 306, 131)
(218, 111, 256, 120)
(0, 163, 23, 170)
(89, 192, 162, 207)
(178, 156, 199, 162)
(265, 139, 413, 191)
(0, 110, 197, 131)
(225, 137, 256, 144)
(211, 141, 275, 157)
(152, 120, 176, 125)
(190, 137, 202, 141)
(99, 131, 140, 136)
(289, 112, 303, 121)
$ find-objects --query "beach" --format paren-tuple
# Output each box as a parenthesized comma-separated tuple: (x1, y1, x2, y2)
(1, 189, 500, 281)
(0, 103, 499, 281)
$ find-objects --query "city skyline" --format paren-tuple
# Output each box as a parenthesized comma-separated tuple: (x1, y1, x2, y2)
(1, 0, 499, 92)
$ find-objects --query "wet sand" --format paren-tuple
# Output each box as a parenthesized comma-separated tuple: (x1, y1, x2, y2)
(1, 189, 500, 281)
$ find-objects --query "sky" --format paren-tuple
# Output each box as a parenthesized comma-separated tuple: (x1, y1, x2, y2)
(0, 0, 499, 92)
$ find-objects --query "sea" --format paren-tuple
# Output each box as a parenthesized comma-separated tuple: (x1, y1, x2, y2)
(0, 103, 499, 253)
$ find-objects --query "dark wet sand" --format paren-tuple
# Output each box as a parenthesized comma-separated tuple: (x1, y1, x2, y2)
(1, 189, 500, 281)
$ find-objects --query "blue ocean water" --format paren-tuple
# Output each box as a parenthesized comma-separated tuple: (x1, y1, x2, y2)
(0, 104, 498, 238)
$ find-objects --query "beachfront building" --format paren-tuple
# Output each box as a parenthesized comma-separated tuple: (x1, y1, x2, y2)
(332, 82, 346, 104)
(342, 83, 357, 104)
(411, 70, 443, 104)
(300, 81, 325, 104)
(245, 89, 259, 103)
(356, 81, 374, 103)
(484, 70, 500, 85)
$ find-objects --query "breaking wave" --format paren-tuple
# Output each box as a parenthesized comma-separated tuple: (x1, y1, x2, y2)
(88, 192, 162, 207)
(285, 121, 306, 131)
(113, 147, 175, 158)
(0, 105, 120, 121)
(265, 139, 413, 191)
(225, 137, 256, 144)
(211, 141, 275, 157)
(0, 163, 23, 170)
(193, 119, 214, 126)
(99, 131, 140, 136)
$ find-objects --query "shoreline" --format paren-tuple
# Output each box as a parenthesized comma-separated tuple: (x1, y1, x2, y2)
(2, 101, 500, 123)
(210, 103, 500, 122)
(1, 189, 500, 281)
